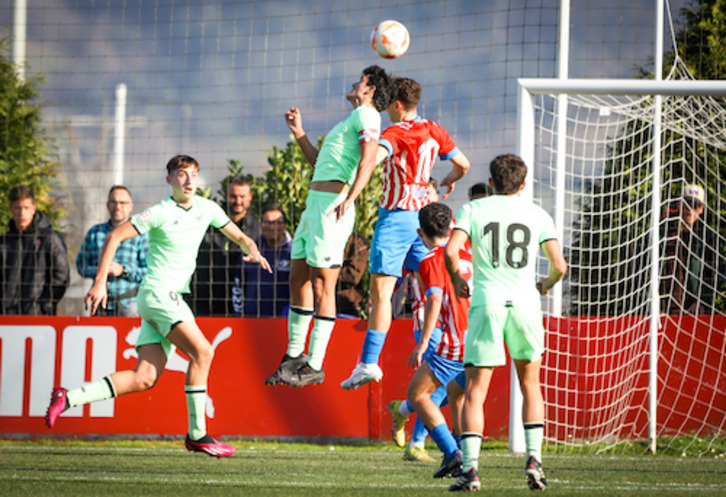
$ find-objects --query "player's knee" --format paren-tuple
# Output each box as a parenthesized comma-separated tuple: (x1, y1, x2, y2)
(312, 279, 336, 304)
(192, 343, 214, 367)
(370, 282, 394, 303)
(406, 386, 426, 409)
(520, 376, 541, 396)
(447, 383, 463, 404)
(133, 371, 159, 392)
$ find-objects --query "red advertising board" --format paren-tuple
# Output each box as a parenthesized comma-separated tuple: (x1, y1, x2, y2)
(0, 316, 510, 440)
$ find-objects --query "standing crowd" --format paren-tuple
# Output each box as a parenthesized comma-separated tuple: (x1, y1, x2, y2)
(0, 64, 712, 492)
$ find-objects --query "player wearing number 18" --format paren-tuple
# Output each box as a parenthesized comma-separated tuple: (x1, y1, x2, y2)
(444, 154, 567, 492)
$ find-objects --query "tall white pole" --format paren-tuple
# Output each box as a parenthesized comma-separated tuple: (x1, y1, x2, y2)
(113, 83, 127, 186)
(13, 0, 27, 81)
(513, 83, 534, 454)
(553, 0, 570, 317)
(509, 0, 572, 456)
(648, 0, 665, 456)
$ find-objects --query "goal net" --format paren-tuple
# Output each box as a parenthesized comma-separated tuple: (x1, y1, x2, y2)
(525, 58, 726, 453)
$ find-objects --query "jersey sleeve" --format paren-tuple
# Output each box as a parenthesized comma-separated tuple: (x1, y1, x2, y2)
(538, 208, 558, 243)
(205, 198, 232, 229)
(355, 106, 382, 144)
(130, 202, 165, 235)
(378, 125, 397, 159)
(431, 122, 459, 160)
(418, 251, 446, 296)
(454, 202, 473, 237)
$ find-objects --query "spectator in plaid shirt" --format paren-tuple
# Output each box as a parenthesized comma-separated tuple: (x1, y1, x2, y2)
(76, 186, 149, 316)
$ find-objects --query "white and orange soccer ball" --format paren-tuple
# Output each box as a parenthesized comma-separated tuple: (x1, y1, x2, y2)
(370, 20, 410, 59)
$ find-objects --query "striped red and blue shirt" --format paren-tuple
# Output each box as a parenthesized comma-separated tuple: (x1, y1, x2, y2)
(378, 116, 459, 211)
(418, 244, 472, 362)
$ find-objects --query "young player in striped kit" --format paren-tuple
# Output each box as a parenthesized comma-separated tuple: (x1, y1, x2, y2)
(445, 154, 567, 491)
(341, 77, 470, 390)
(404, 202, 473, 479)
(46, 155, 271, 457)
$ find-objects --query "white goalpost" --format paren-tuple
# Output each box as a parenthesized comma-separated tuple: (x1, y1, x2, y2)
(516, 72, 726, 453)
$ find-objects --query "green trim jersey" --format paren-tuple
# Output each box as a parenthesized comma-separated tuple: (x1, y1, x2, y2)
(311, 105, 381, 185)
(454, 194, 558, 306)
(130, 196, 231, 293)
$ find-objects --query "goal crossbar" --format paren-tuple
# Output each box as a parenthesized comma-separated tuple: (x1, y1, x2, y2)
(518, 78, 726, 97)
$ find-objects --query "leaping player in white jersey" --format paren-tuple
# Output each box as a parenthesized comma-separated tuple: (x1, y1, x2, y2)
(45, 154, 272, 457)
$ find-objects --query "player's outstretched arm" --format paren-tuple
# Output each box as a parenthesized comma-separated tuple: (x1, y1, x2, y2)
(335, 139, 380, 220)
(439, 151, 471, 200)
(285, 107, 319, 167)
(445, 228, 471, 298)
(84, 221, 138, 315)
(537, 239, 567, 295)
(221, 222, 273, 273)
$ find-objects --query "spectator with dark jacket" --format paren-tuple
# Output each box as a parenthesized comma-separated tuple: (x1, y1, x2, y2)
(190, 176, 260, 316)
(233, 203, 292, 317)
(660, 184, 720, 314)
(0, 185, 70, 315)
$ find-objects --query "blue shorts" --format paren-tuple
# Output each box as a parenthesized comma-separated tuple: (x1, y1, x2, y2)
(426, 352, 464, 387)
(369, 207, 429, 277)
(414, 327, 443, 354)
(452, 370, 466, 389)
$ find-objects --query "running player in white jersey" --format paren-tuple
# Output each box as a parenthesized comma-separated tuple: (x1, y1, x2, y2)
(341, 77, 470, 390)
(265, 66, 395, 387)
(445, 154, 567, 491)
(45, 155, 271, 457)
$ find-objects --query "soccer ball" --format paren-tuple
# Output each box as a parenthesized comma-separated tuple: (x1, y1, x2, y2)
(370, 20, 410, 59)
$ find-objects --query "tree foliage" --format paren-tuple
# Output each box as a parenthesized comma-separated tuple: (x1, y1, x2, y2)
(0, 39, 62, 228)
(567, 0, 726, 315)
(674, 0, 726, 79)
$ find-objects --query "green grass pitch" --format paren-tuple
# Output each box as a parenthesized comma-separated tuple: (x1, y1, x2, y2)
(1, 440, 725, 496)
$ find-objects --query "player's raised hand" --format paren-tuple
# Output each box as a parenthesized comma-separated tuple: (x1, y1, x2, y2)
(285, 107, 304, 138)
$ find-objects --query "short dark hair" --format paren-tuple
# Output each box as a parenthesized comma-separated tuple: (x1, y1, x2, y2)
(108, 185, 132, 199)
(468, 182, 492, 200)
(228, 175, 252, 188)
(261, 203, 287, 223)
(166, 154, 200, 175)
(419, 202, 452, 240)
(490, 154, 527, 195)
(10, 185, 35, 204)
(362, 65, 395, 112)
(393, 77, 421, 110)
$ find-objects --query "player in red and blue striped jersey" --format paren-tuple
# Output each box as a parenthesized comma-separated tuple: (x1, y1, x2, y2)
(407, 202, 472, 479)
(341, 77, 470, 390)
